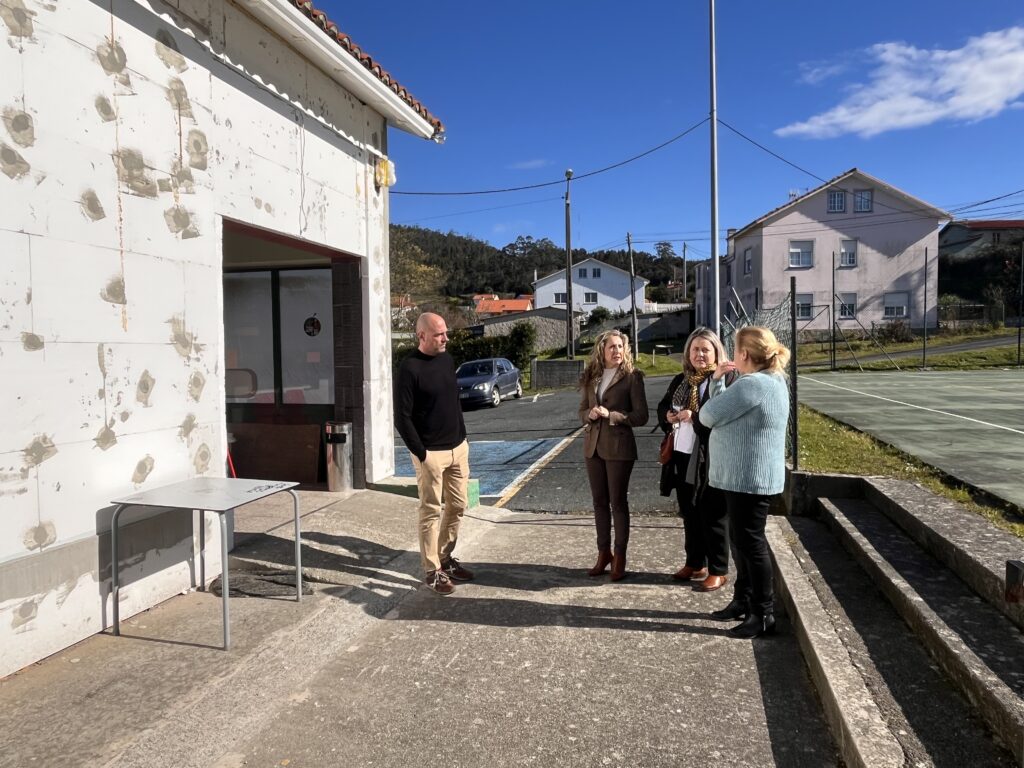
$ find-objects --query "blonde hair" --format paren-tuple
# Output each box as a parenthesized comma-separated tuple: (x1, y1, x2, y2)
(581, 330, 634, 387)
(735, 326, 791, 374)
(682, 327, 725, 376)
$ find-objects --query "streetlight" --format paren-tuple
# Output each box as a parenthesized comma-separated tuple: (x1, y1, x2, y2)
(565, 168, 574, 360)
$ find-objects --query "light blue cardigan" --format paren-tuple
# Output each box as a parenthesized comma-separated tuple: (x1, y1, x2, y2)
(698, 371, 790, 496)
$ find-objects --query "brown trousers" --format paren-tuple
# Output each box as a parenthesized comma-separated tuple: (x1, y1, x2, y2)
(585, 454, 635, 554)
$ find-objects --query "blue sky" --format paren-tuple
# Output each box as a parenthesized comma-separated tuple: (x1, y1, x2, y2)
(321, 2, 1024, 257)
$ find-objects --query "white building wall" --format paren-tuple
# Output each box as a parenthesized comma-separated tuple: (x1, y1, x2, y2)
(534, 260, 646, 315)
(0, 0, 395, 675)
(757, 191, 939, 330)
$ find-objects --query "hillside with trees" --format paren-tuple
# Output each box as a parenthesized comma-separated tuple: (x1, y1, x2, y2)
(390, 224, 694, 301)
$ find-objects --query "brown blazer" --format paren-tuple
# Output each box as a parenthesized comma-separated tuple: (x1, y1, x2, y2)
(577, 368, 649, 460)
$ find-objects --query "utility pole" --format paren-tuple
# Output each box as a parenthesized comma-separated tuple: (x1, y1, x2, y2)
(627, 232, 639, 348)
(564, 169, 574, 360)
(682, 242, 688, 300)
(1018, 241, 1023, 367)
(923, 246, 929, 368)
(709, 0, 721, 335)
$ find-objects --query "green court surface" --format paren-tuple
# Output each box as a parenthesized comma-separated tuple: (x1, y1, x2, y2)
(798, 369, 1024, 510)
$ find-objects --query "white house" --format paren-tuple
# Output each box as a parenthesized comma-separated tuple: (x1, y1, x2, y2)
(695, 169, 949, 332)
(534, 258, 648, 317)
(0, 0, 440, 676)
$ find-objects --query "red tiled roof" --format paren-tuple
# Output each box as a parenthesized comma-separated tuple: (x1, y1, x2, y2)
(288, 0, 443, 138)
(959, 220, 1024, 229)
(476, 299, 533, 314)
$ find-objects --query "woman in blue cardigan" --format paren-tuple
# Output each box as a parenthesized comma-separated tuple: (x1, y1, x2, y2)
(691, 326, 791, 638)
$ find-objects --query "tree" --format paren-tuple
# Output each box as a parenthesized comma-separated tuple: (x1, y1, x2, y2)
(655, 241, 676, 260)
(390, 228, 443, 299)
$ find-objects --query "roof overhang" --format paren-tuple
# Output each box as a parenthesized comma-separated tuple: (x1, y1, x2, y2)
(241, 0, 440, 141)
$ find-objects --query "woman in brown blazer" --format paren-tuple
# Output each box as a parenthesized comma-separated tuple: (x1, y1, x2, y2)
(578, 330, 649, 580)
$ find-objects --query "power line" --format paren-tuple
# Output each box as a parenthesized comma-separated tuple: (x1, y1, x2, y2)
(391, 118, 709, 196)
(717, 119, 952, 222)
(393, 196, 562, 225)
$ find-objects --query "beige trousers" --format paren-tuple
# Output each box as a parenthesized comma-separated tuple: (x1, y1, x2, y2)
(411, 439, 470, 575)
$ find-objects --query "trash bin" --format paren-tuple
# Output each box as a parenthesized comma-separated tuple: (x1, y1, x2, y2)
(325, 421, 352, 492)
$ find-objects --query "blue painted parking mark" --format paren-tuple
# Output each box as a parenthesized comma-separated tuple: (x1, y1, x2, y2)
(394, 439, 562, 497)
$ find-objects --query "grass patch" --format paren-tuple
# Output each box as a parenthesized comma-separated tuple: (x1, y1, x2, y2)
(798, 327, 1015, 364)
(802, 343, 1022, 372)
(797, 404, 1024, 539)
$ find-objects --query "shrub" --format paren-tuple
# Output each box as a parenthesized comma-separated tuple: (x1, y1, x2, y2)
(875, 319, 915, 344)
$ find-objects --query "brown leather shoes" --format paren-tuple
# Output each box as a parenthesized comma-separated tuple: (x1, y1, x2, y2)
(696, 574, 728, 592)
(610, 553, 627, 581)
(587, 550, 613, 577)
(672, 566, 709, 582)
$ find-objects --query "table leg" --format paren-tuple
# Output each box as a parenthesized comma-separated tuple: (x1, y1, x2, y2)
(110, 504, 127, 636)
(220, 510, 230, 650)
(288, 489, 302, 602)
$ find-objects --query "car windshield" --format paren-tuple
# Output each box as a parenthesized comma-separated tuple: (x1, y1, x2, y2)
(458, 361, 493, 377)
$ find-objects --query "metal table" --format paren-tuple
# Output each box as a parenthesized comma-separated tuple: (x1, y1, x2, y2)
(110, 477, 301, 650)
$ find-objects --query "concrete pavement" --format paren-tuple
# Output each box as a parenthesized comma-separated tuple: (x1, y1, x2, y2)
(0, 490, 836, 768)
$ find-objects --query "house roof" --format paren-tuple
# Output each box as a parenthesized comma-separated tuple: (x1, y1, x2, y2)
(730, 168, 950, 241)
(471, 306, 586, 327)
(284, 0, 443, 139)
(533, 257, 650, 287)
(476, 298, 533, 314)
(945, 219, 1024, 230)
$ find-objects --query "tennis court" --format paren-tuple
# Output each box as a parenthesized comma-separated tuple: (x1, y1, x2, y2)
(798, 369, 1024, 509)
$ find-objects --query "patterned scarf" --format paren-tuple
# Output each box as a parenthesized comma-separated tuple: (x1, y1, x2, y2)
(673, 366, 716, 413)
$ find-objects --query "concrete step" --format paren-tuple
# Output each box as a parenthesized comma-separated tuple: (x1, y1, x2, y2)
(862, 477, 1024, 633)
(819, 497, 1024, 766)
(771, 514, 1014, 768)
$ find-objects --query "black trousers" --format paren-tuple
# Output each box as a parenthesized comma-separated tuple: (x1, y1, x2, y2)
(725, 490, 775, 616)
(585, 454, 634, 554)
(670, 451, 729, 575)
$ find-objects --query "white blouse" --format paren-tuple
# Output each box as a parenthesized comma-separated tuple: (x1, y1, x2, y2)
(597, 367, 618, 400)
(672, 379, 708, 455)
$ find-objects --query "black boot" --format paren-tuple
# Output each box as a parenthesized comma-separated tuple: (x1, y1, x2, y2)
(729, 612, 776, 639)
(710, 597, 748, 622)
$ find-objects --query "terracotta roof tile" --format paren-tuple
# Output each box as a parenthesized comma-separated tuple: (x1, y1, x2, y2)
(287, 0, 443, 139)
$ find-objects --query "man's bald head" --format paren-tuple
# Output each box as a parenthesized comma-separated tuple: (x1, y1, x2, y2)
(416, 312, 449, 356)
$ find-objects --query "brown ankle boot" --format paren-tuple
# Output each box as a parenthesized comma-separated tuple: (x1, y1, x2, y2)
(610, 552, 627, 581)
(587, 550, 613, 577)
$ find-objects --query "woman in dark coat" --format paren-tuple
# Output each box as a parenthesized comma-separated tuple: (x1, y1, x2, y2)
(657, 327, 732, 592)
(578, 330, 649, 581)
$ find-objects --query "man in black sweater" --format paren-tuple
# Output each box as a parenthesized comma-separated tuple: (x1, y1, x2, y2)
(395, 312, 474, 595)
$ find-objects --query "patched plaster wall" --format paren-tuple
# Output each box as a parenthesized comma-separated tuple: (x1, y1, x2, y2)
(0, 0, 395, 676)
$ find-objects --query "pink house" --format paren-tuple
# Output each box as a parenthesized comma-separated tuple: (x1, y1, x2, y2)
(696, 169, 950, 332)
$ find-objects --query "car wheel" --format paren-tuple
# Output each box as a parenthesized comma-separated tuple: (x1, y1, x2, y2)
(513, 379, 523, 398)
(490, 386, 501, 407)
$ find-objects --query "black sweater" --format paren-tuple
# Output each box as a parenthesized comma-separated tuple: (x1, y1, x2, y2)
(394, 350, 467, 461)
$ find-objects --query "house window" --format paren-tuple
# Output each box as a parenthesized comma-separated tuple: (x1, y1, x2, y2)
(854, 189, 873, 212)
(993, 232, 1001, 244)
(578, 268, 587, 278)
(839, 240, 857, 267)
(839, 293, 857, 319)
(796, 293, 813, 320)
(695, 267, 702, 289)
(584, 292, 598, 304)
(884, 291, 909, 318)
(725, 264, 732, 286)
(789, 241, 814, 268)
(592, 267, 601, 278)
(554, 292, 567, 304)
(827, 190, 846, 213)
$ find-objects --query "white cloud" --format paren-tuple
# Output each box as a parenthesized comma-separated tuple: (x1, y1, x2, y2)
(776, 27, 1024, 139)
(798, 61, 848, 85)
(507, 159, 550, 171)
